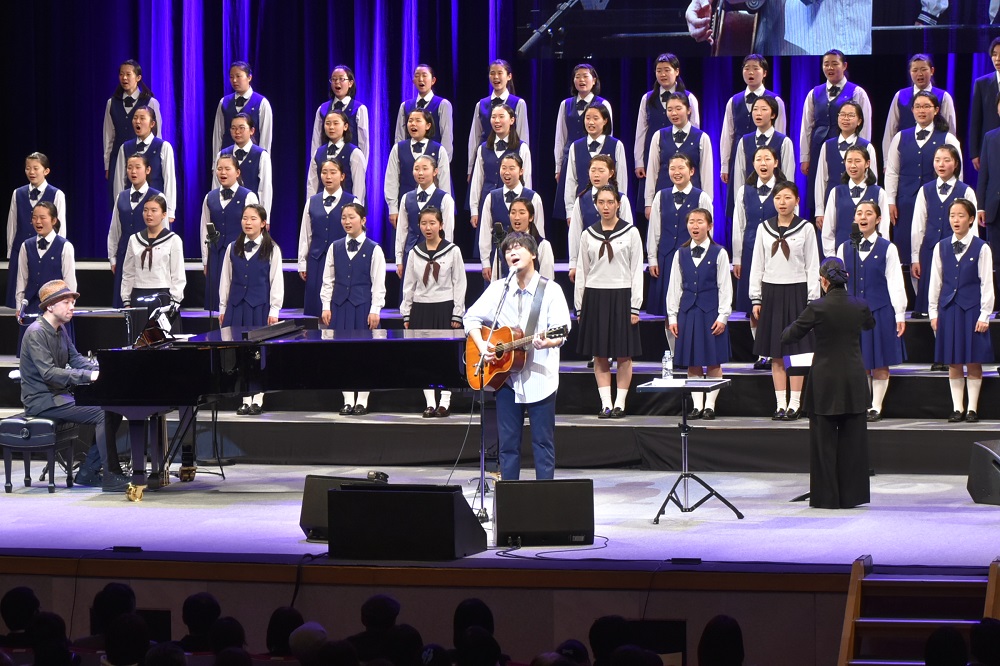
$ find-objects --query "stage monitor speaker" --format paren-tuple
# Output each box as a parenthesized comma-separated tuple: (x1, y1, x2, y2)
(299, 475, 385, 540)
(967, 440, 1000, 505)
(328, 484, 487, 560)
(494, 479, 594, 547)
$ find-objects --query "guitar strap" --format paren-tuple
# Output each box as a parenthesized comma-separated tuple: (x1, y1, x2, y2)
(524, 276, 548, 338)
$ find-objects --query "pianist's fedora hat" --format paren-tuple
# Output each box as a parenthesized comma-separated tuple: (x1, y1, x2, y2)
(38, 280, 80, 310)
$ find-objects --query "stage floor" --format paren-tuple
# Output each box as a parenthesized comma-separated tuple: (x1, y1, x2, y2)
(3, 463, 998, 570)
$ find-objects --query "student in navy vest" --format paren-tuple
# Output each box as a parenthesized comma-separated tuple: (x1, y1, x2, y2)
(912, 145, 978, 320)
(112, 107, 176, 221)
(666, 208, 731, 420)
(813, 101, 878, 224)
(107, 154, 162, 308)
(564, 104, 628, 222)
(400, 206, 466, 418)
(568, 155, 634, 281)
(479, 153, 545, 281)
(467, 60, 530, 182)
(885, 90, 962, 288)
(212, 60, 273, 156)
(394, 64, 454, 160)
(749, 182, 819, 421)
(201, 154, 259, 312)
(469, 104, 532, 226)
(643, 92, 713, 219)
(299, 160, 358, 318)
(310, 65, 369, 162)
(394, 154, 455, 279)
(928, 199, 995, 423)
(120, 194, 185, 334)
(647, 153, 713, 319)
(882, 54, 957, 166)
(837, 201, 906, 422)
(553, 64, 613, 222)
(213, 113, 273, 217)
(509, 197, 555, 281)
(634, 53, 702, 217)
(385, 110, 451, 228)
(306, 109, 367, 203)
(320, 203, 386, 416)
(798, 50, 873, 221)
(14, 202, 75, 356)
(731, 96, 796, 200)
(575, 186, 644, 419)
(976, 92, 1000, 293)
(720, 55, 787, 239)
(970, 38, 1000, 172)
(219, 204, 284, 415)
(103, 60, 160, 204)
(821, 146, 888, 259)
(6, 152, 66, 308)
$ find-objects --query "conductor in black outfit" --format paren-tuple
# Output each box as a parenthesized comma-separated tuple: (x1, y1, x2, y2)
(781, 257, 875, 509)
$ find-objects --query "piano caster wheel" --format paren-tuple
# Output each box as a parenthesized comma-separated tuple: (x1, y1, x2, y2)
(147, 471, 169, 490)
(179, 466, 197, 482)
(126, 483, 146, 502)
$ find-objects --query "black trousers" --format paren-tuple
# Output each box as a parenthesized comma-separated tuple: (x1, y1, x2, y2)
(809, 412, 870, 509)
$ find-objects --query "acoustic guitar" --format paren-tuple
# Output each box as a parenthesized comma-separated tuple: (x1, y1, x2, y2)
(710, 0, 761, 56)
(465, 325, 569, 390)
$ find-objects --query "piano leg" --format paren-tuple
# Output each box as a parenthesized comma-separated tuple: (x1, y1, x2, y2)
(146, 416, 169, 490)
(178, 407, 198, 482)
(126, 418, 148, 502)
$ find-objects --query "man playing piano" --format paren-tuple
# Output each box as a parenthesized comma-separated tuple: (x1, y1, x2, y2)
(19, 280, 128, 492)
(464, 232, 572, 481)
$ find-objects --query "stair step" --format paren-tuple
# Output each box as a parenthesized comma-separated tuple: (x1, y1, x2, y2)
(855, 618, 979, 631)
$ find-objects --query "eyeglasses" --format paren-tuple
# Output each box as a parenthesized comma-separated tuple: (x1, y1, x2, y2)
(838, 112, 858, 118)
(329, 77, 350, 83)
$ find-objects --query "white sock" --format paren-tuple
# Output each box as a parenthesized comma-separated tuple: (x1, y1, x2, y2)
(775, 391, 787, 411)
(871, 379, 889, 412)
(243, 397, 253, 406)
(705, 389, 720, 410)
(598, 385, 613, 410)
(691, 392, 705, 411)
(949, 378, 965, 412)
(252, 392, 264, 405)
(968, 378, 983, 412)
(788, 390, 801, 411)
(355, 392, 370, 408)
(439, 391, 452, 409)
(423, 389, 436, 409)
(614, 390, 627, 411)
(342, 391, 355, 406)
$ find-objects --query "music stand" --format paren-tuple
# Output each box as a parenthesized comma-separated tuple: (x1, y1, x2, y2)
(636, 378, 742, 522)
(783, 353, 813, 503)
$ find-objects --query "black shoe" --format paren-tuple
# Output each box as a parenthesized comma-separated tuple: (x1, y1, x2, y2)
(248, 403, 262, 415)
(236, 403, 250, 416)
(783, 407, 800, 421)
(353, 405, 369, 415)
(948, 410, 965, 423)
(435, 406, 450, 417)
(966, 410, 980, 423)
(930, 362, 949, 371)
(609, 407, 626, 419)
(339, 404, 354, 415)
(101, 474, 130, 492)
(422, 406, 437, 418)
(772, 408, 786, 421)
(587, 358, 595, 369)
(598, 407, 612, 419)
(701, 408, 716, 420)
(753, 357, 771, 370)
(866, 409, 881, 422)
(74, 468, 102, 487)
(687, 408, 703, 419)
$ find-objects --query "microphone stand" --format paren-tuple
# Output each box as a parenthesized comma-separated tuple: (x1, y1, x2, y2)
(200, 227, 228, 473)
(849, 223, 863, 298)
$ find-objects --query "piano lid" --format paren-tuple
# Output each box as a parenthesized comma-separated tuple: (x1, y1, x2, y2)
(174, 326, 468, 347)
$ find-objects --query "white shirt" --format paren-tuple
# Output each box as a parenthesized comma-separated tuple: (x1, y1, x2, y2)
(748, 217, 821, 303)
(120, 229, 186, 305)
(464, 271, 572, 403)
(928, 235, 995, 322)
(310, 96, 370, 162)
(7, 181, 67, 257)
(821, 179, 889, 258)
(212, 86, 274, 156)
(633, 87, 702, 168)
(394, 185, 456, 263)
(305, 138, 368, 203)
(665, 240, 733, 326)
(394, 92, 455, 158)
(911, 178, 980, 263)
(720, 87, 787, 170)
(646, 186, 715, 267)
(400, 241, 467, 324)
(383, 140, 452, 214)
(812, 134, 879, 213)
(564, 135, 630, 216)
(836, 233, 907, 323)
(199, 188, 260, 265)
(211, 140, 274, 216)
(467, 92, 531, 175)
(469, 142, 533, 215)
(103, 95, 162, 169)
(297, 188, 355, 272)
(112, 134, 177, 218)
(567, 191, 635, 269)
(218, 237, 285, 319)
(884, 127, 963, 205)
(882, 85, 958, 162)
(319, 233, 387, 314)
(15, 232, 76, 306)
(798, 80, 873, 163)
(553, 94, 614, 169)
(107, 182, 150, 265)
(644, 123, 715, 205)
(574, 222, 645, 315)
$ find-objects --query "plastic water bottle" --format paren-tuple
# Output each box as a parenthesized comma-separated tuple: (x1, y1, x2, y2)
(661, 349, 673, 379)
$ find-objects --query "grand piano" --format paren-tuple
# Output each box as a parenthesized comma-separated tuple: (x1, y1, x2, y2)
(76, 324, 467, 500)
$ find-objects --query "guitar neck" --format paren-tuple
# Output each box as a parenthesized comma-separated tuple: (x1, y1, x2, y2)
(498, 332, 542, 352)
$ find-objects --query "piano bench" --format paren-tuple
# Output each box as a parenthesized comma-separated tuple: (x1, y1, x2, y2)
(0, 414, 78, 494)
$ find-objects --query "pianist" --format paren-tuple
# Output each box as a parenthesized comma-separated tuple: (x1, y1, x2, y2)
(18, 280, 129, 492)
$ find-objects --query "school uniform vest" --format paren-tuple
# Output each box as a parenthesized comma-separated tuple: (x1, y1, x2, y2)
(489, 188, 537, 230)
(120, 137, 165, 191)
(656, 127, 704, 192)
(678, 243, 722, 314)
(307, 192, 354, 261)
(896, 87, 948, 132)
(219, 143, 265, 194)
(897, 128, 946, 201)
(938, 236, 985, 311)
(109, 92, 153, 164)
(822, 136, 873, 204)
(206, 186, 254, 251)
(833, 183, 883, 249)
(220, 92, 265, 150)
(319, 98, 361, 144)
(741, 187, 778, 254)
(642, 91, 672, 164)
(229, 245, 271, 308)
(562, 96, 608, 157)
(809, 82, 857, 167)
(477, 95, 523, 145)
(741, 131, 788, 180)
(396, 139, 444, 203)
(403, 97, 445, 143)
(332, 238, 376, 307)
(728, 90, 776, 168)
(919, 181, 971, 254)
(403, 188, 447, 257)
(115, 188, 162, 257)
(843, 237, 892, 311)
(313, 142, 358, 195)
(13, 186, 58, 253)
(658, 189, 702, 260)
(478, 144, 514, 204)
(24, 236, 67, 312)
(571, 136, 621, 199)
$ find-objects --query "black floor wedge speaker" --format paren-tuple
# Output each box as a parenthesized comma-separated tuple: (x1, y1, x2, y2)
(968, 441, 1000, 505)
(328, 484, 487, 560)
(494, 479, 595, 547)
(299, 475, 386, 540)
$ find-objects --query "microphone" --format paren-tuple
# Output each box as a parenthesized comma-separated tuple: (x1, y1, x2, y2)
(850, 222, 863, 247)
(504, 263, 523, 285)
(492, 222, 506, 247)
(16, 299, 28, 324)
(206, 221, 221, 247)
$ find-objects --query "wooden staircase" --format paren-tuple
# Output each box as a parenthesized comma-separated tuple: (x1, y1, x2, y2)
(838, 555, 1000, 666)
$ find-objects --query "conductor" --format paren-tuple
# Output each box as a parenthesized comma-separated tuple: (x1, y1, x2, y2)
(781, 257, 875, 509)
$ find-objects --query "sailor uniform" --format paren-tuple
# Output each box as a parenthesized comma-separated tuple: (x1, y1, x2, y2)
(120, 227, 186, 332)
(400, 240, 466, 327)
(567, 189, 634, 270)
(107, 183, 162, 308)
